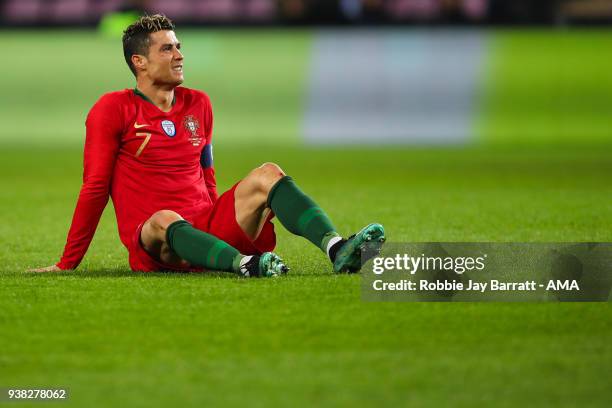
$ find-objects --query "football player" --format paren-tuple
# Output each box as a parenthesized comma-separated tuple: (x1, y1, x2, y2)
(29, 15, 385, 277)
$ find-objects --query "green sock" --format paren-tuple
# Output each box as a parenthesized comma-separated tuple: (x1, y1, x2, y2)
(267, 176, 340, 252)
(166, 220, 243, 272)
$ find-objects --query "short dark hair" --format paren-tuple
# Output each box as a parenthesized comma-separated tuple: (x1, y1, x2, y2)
(122, 14, 175, 76)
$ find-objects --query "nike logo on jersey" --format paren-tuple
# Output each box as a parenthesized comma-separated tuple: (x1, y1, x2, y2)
(134, 123, 150, 129)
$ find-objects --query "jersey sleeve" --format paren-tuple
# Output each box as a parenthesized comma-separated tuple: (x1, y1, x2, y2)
(56, 95, 123, 270)
(200, 94, 218, 202)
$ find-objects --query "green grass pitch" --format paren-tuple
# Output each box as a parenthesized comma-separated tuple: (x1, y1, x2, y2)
(0, 29, 611, 407)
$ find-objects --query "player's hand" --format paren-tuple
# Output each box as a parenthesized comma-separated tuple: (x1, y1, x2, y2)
(27, 265, 63, 273)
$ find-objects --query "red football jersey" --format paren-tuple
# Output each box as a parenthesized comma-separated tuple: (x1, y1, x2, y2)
(57, 87, 217, 270)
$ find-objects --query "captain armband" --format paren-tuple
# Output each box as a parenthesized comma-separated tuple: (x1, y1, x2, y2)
(200, 144, 213, 168)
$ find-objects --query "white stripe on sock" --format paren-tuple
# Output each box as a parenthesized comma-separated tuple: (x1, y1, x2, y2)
(326, 236, 343, 259)
(239, 255, 254, 276)
(240, 255, 253, 268)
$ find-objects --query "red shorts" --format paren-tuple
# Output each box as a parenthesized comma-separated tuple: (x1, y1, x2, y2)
(128, 183, 276, 272)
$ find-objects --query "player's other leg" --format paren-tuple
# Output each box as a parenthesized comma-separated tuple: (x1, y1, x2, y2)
(235, 163, 385, 273)
(140, 210, 287, 277)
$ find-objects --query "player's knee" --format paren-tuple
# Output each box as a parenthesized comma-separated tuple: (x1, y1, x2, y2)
(145, 210, 183, 241)
(258, 162, 284, 175)
(253, 162, 285, 194)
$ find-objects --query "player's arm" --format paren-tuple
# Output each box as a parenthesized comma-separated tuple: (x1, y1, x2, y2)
(28, 96, 122, 272)
(201, 95, 218, 202)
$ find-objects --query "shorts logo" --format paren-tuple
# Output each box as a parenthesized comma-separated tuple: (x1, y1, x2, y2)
(161, 120, 176, 137)
(183, 115, 202, 146)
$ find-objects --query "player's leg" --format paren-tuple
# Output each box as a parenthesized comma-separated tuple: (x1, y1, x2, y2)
(236, 163, 340, 251)
(234, 162, 286, 241)
(235, 163, 385, 273)
(140, 210, 287, 277)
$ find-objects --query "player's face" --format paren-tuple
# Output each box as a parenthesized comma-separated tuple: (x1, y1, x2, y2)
(144, 30, 184, 86)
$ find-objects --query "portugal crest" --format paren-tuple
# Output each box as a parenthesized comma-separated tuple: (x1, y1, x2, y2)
(183, 115, 202, 146)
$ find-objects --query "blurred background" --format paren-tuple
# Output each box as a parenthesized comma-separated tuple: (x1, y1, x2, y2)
(3, 0, 612, 26)
(1, 0, 611, 147)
